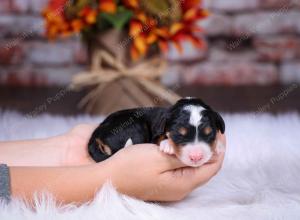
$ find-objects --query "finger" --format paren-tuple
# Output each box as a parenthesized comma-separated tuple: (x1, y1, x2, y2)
(122, 144, 187, 171)
(211, 132, 226, 149)
(190, 150, 225, 187)
(139, 143, 188, 171)
(217, 132, 226, 147)
(158, 148, 188, 171)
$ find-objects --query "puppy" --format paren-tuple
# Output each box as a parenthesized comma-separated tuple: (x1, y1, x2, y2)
(88, 97, 225, 167)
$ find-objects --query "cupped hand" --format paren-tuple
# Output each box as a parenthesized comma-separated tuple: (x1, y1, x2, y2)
(104, 132, 226, 202)
(62, 124, 98, 166)
(63, 124, 226, 202)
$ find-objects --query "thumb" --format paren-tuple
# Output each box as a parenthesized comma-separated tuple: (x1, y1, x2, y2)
(157, 149, 187, 171)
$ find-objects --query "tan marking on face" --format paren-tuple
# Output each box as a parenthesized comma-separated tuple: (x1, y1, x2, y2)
(96, 138, 112, 156)
(203, 126, 213, 135)
(178, 127, 188, 136)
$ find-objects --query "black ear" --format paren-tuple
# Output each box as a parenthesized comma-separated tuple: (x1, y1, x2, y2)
(213, 111, 225, 134)
(151, 110, 167, 141)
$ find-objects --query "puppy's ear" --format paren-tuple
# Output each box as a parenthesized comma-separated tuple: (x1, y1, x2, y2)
(212, 111, 225, 134)
(151, 110, 167, 141)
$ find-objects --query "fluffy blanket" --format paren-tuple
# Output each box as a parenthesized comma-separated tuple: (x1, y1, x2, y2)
(0, 111, 300, 220)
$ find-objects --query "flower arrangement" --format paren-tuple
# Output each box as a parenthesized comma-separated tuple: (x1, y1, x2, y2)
(43, 0, 209, 60)
(43, 0, 209, 114)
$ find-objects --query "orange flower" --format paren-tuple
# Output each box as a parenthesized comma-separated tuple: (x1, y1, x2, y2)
(99, 0, 117, 13)
(71, 19, 84, 33)
(79, 7, 97, 25)
(43, 0, 208, 60)
(129, 20, 143, 36)
(44, 0, 121, 39)
(125, 0, 208, 60)
(43, 0, 74, 39)
(122, 0, 138, 9)
(47, 0, 68, 15)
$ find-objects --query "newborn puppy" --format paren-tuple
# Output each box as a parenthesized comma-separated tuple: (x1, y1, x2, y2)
(88, 97, 225, 167)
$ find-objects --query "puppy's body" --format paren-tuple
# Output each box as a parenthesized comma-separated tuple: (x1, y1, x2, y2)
(88, 98, 225, 167)
(88, 107, 167, 162)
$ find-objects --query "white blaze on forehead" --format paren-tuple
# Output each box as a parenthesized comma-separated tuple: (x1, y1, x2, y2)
(184, 105, 205, 127)
(176, 105, 212, 167)
(185, 96, 195, 99)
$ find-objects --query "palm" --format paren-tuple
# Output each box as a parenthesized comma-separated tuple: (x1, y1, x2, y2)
(63, 124, 98, 166)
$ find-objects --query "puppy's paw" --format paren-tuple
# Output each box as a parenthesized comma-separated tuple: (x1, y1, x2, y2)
(124, 138, 133, 148)
(159, 139, 175, 155)
(216, 140, 225, 155)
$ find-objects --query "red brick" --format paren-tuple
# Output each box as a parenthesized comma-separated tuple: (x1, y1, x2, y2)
(0, 0, 10, 13)
(259, 0, 299, 9)
(280, 62, 300, 83)
(0, 68, 48, 87)
(0, 15, 44, 38)
(199, 14, 232, 36)
(11, 0, 30, 13)
(26, 41, 75, 66)
(0, 0, 30, 13)
(165, 40, 207, 62)
(180, 62, 279, 86)
(0, 41, 24, 65)
(0, 0, 48, 14)
(207, 0, 259, 12)
(0, 66, 84, 86)
(35, 66, 85, 86)
(29, 0, 48, 14)
(161, 64, 183, 86)
(254, 36, 300, 62)
(232, 11, 300, 36)
(209, 48, 258, 62)
(73, 41, 88, 64)
(0, 69, 6, 84)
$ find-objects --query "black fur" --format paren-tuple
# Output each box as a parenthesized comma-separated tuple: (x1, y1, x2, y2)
(88, 98, 225, 162)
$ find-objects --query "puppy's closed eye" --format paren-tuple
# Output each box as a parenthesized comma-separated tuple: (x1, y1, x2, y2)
(178, 127, 188, 136)
(203, 126, 212, 135)
(96, 138, 112, 155)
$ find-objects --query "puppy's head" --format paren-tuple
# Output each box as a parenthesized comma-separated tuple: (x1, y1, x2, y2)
(166, 97, 225, 167)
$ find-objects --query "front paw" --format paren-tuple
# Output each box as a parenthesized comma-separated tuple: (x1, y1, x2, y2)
(159, 139, 175, 155)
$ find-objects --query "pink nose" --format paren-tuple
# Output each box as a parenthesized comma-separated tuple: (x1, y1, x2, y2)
(189, 152, 203, 162)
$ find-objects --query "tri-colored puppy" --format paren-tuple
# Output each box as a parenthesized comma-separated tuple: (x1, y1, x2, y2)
(88, 97, 225, 167)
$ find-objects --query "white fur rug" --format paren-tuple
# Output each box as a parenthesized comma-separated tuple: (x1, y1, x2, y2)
(1, 111, 300, 220)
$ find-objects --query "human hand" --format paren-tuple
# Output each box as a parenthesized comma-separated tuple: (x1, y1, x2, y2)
(62, 124, 98, 166)
(103, 132, 226, 202)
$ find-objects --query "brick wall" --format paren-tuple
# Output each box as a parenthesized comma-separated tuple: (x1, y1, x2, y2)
(0, 0, 300, 87)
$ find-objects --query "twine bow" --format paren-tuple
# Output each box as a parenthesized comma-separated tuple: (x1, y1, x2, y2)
(70, 50, 181, 112)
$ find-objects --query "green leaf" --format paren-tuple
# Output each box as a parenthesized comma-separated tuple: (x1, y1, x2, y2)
(100, 6, 133, 30)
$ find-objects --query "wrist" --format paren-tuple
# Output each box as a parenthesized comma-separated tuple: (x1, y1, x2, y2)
(0, 135, 67, 167)
(34, 135, 68, 167)
(86, 161, 114, 195)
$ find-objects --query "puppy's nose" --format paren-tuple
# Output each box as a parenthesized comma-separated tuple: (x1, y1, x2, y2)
(189, 152, 203, 162)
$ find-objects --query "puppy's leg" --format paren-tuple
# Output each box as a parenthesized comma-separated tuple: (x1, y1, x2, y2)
(159, 139, 175, 155)
(124, 138, 133, 148)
